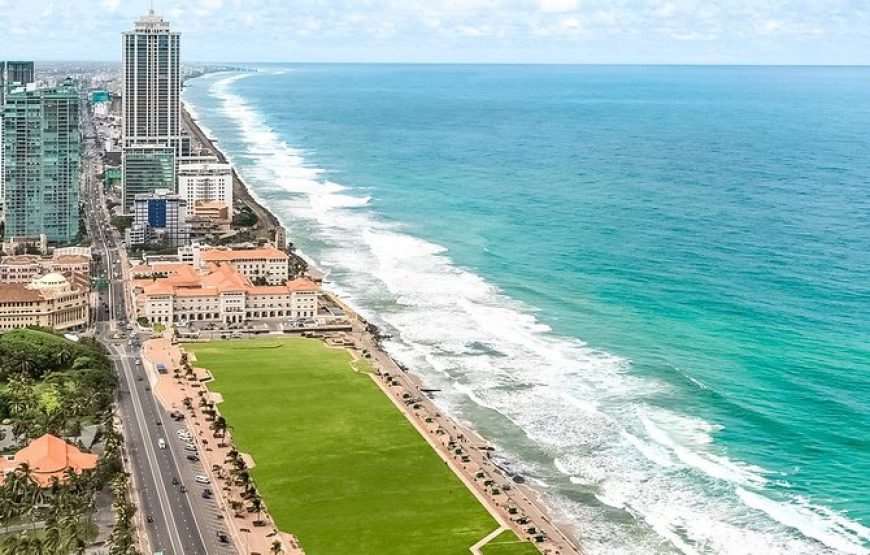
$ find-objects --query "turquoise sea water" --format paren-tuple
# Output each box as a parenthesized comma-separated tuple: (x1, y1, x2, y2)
(184, 66, 870, 554)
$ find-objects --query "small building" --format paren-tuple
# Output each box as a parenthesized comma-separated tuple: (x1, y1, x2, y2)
(0, 434, 98, 487)
(188, 201, 232, 238)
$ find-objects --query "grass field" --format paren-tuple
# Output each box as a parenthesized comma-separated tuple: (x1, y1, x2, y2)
(187, 338, 537, 555)
(481, 530, 542, 555)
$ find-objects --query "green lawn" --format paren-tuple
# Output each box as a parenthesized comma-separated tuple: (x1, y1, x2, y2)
(481, 529, 541, 555)
(187, 338, 536, 555)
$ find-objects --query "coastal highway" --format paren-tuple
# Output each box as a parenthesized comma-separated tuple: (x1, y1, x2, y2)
(82, 105, 233, 555)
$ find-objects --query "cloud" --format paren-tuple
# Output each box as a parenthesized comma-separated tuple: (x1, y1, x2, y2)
(1, 0, 868, 63)
(538, 0, 578, 14)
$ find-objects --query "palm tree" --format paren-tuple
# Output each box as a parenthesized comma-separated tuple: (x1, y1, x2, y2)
(270, 539, 284, 554)
(213, 415, 228, 438)
(42, 517, 63, 554)
(249, 495, 263, 523)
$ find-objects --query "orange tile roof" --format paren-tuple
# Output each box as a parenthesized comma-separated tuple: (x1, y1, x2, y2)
(0, 434, 98, 487)
(0, 283, 45, 303)
(138, 262, 319, 299)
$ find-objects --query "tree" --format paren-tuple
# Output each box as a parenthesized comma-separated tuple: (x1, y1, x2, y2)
(249, 494, 263, 523)
(271, 540, 284, 554)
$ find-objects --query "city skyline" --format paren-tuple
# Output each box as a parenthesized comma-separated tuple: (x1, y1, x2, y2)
(1, 0, 869, 65)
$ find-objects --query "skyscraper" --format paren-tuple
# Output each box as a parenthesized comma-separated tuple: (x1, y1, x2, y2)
(122, 10, 182, 213)
(122, 10, 181, 150)
(2, 79, 80, 244)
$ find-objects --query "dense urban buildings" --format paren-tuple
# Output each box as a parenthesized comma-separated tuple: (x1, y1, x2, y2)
(0, 272, 90, 331)
(2, 79, 81, 244)
(121, 144, 175, 211)
(128, 188, 190, 247)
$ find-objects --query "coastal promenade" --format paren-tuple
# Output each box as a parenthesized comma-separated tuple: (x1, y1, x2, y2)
(332, 294, 583, 555)
(176, 97, 582, 554)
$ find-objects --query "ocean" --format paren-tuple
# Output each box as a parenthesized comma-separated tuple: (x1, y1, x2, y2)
(183, 65, 870, 555)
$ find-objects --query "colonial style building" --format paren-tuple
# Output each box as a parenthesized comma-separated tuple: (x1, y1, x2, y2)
(0, 252, 91, 284)
(198, 245, 289, 285)
(132, 261, 317, 326)
(0, 273, 90, 331)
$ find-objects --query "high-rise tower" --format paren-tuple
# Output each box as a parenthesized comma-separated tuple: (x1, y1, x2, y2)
(2, 80, 81, 243)
(122, 10, 181, 151)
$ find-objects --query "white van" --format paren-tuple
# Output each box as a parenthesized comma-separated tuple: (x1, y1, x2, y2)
(157, 438, 166, 449)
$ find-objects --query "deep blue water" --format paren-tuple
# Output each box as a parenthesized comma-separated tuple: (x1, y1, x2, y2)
(184, 65, 870, 554)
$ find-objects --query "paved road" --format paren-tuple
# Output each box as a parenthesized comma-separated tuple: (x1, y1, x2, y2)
(82, 103, 235, 555)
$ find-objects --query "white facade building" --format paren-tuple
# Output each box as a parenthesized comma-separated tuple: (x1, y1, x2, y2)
(177, 158, 233, 217)
(122, 10, 181, 152)
(133, 262, 318, 326)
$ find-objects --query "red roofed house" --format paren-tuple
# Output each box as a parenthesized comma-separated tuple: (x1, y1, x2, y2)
(0, 434, 99, 487)
(132, 259, 319, 326)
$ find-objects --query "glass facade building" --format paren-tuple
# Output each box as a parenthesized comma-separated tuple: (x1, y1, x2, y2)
(2, 79, 80, 244)
(121, 145, 176, 212)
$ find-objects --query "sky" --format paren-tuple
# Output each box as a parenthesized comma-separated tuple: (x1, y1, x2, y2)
(1, 0, 869, 64)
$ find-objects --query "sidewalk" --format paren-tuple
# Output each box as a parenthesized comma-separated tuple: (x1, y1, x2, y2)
(142, 338, 303, 555)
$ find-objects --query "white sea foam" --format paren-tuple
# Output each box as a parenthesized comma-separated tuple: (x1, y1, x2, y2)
(185, 72, 870, 555)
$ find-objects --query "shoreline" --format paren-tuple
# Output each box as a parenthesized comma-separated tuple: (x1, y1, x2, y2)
(181, 86, 583, 554)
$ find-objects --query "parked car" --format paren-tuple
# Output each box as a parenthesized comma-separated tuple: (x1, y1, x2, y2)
(194, 475, 209, 484)
(184, 444, 197, 452)
(186, 454, 200, 462)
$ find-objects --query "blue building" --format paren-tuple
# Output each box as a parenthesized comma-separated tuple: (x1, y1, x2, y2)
(127, 189, 190, 248)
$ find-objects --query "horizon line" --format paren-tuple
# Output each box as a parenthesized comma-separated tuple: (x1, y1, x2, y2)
(24, 60, 870, 68)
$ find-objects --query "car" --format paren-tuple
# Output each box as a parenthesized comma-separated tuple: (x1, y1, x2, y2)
(157, 438, 166, 449)
(202, 490, 212, 499)
(180, 485, 187, 493)
(194, 474, 209, 484)
(184, 444, 197, 452)
(171, 477, 179, 486)
(186, 454, 199, 462)
(155, 420, 162, 426)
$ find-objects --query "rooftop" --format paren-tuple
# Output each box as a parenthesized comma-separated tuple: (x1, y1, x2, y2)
(0, 434, 98, 487)
(200, 246, 288, 262)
